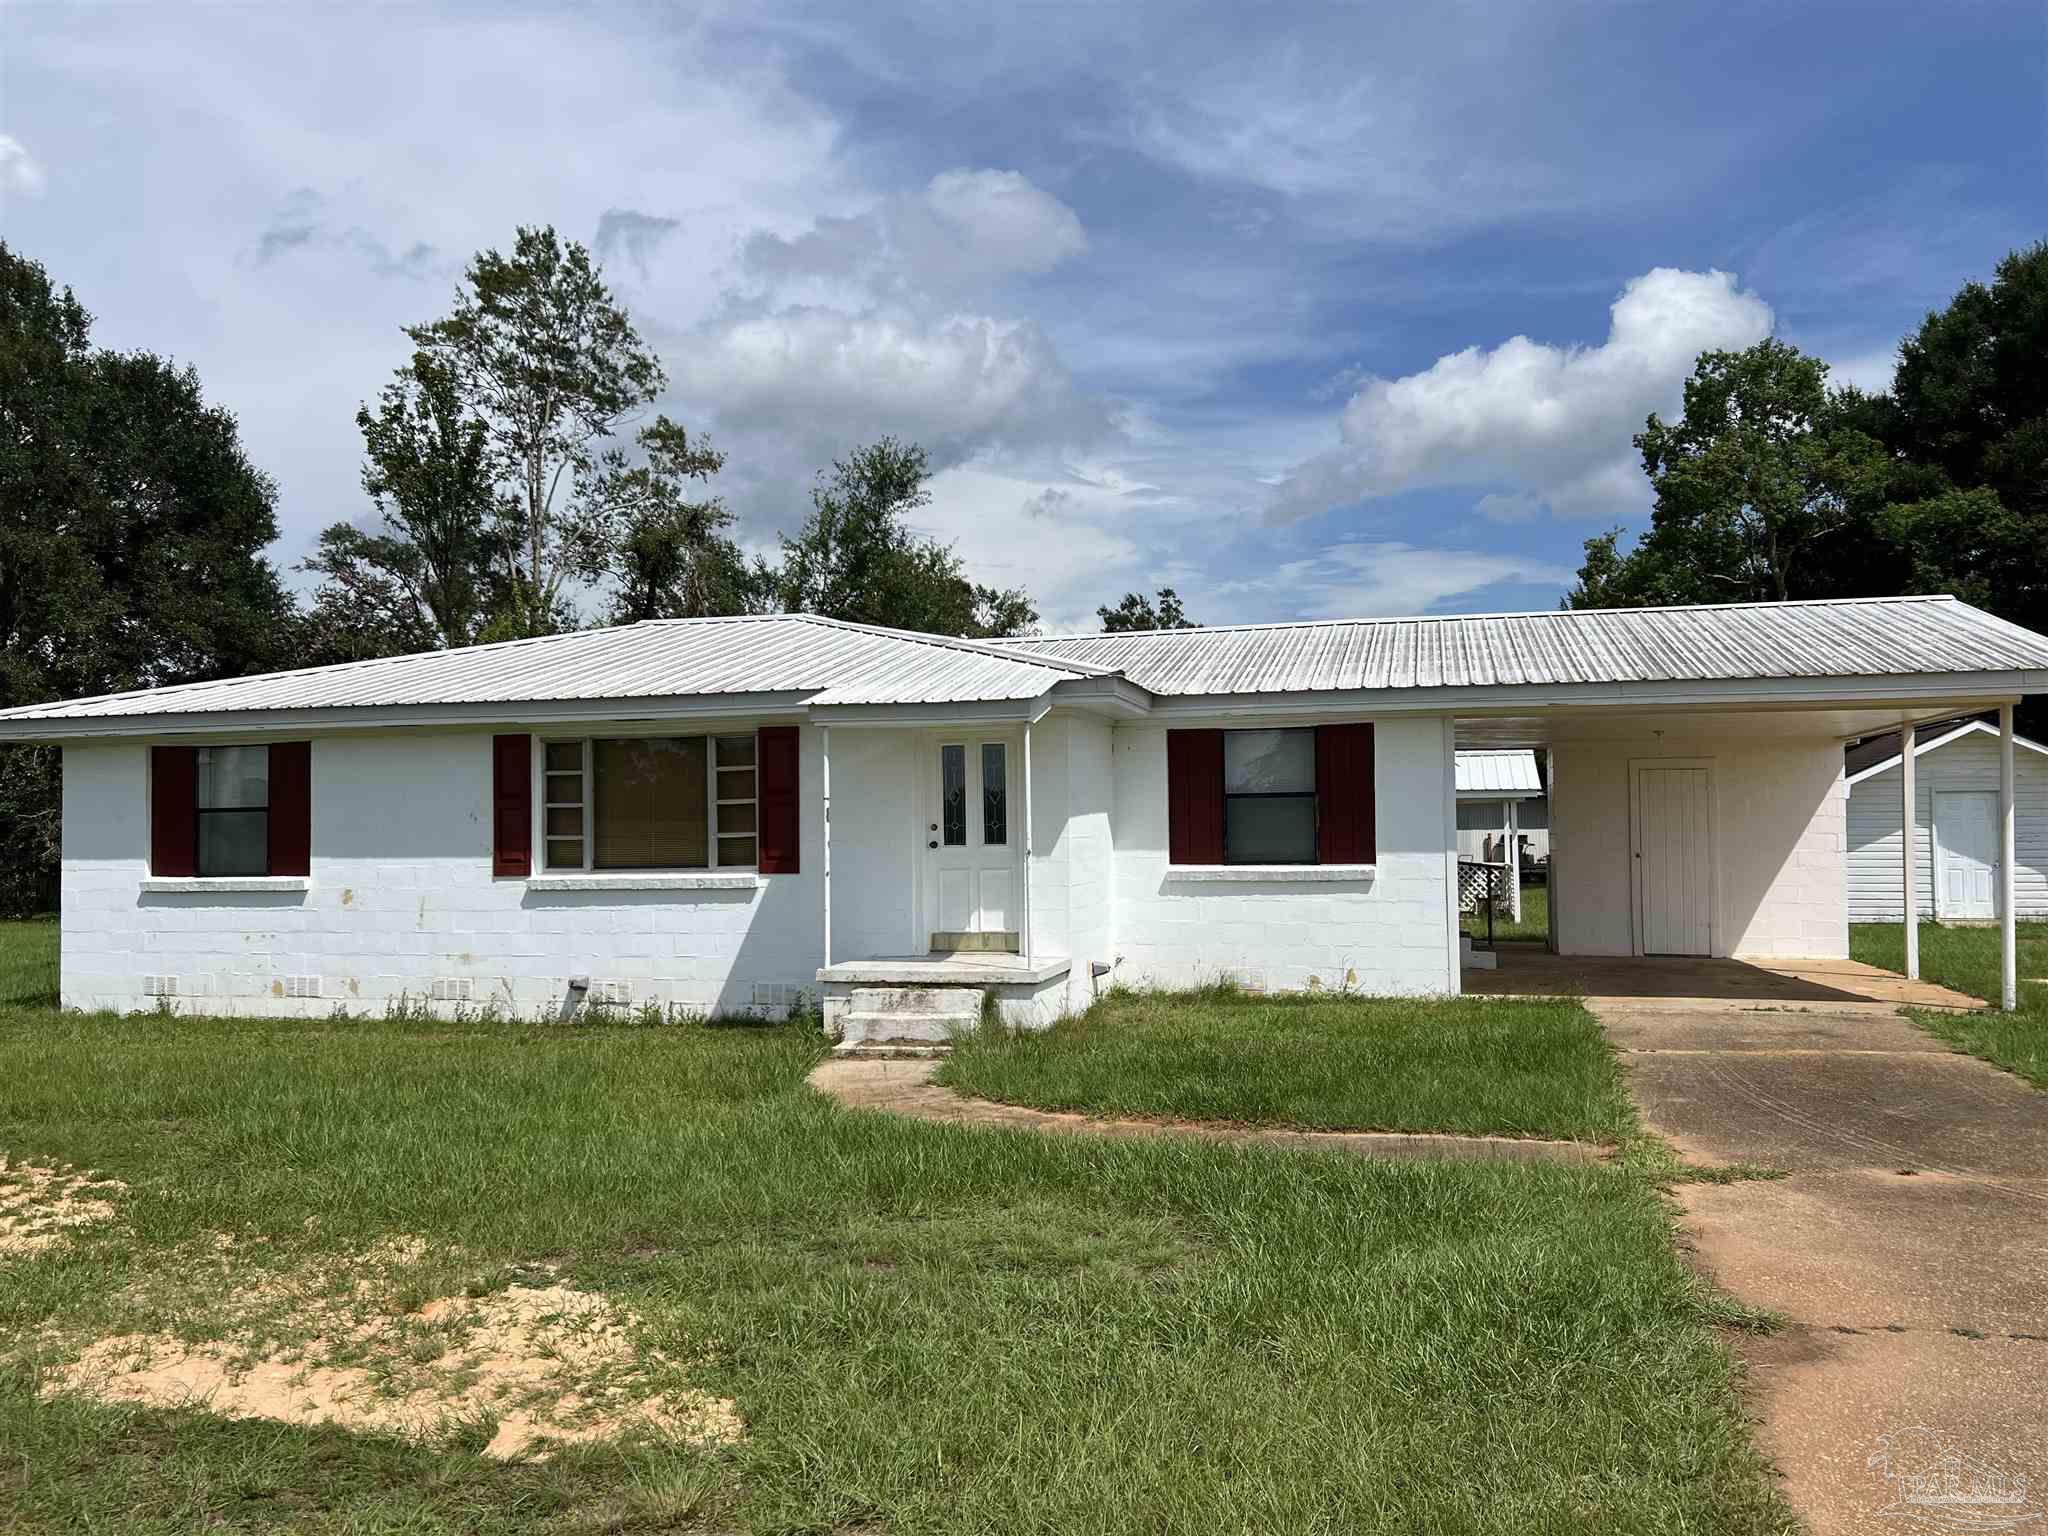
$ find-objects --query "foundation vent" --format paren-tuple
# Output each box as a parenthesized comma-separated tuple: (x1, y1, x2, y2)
(589, 980, 633, 1008)
(280, 975, 322, 1000)
(429, 977, 474, 1004)
(142, 975, 179, 998)
(752, 982, 807, 1014)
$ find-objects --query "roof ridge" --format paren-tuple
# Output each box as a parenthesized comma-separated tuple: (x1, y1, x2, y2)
(1004, 594, 1962, 644)
(788, 614, 1118, 677)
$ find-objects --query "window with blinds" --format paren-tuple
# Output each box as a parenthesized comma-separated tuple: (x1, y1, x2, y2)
(541, 734, 758, 871)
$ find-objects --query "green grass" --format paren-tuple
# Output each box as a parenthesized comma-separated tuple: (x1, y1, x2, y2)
(940, 984, 1631, 1142)
(1850, 919, 2048, 1087)
(0, 920, 1789, 1533)
(0, 916, 58, 1009)
(1465, 881, 1548, 943)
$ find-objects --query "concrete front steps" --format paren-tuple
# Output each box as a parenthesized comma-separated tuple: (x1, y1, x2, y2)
(833, 985, 982, 1057)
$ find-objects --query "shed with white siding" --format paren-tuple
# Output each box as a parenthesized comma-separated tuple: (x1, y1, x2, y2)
(1845, 721, 2048, 921)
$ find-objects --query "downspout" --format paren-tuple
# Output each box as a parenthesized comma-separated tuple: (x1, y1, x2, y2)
(820, 724, 832, 970)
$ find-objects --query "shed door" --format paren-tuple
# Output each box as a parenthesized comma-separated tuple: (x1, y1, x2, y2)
(1934, 790, 1998, 920)
(1633, 765, 1712, 956)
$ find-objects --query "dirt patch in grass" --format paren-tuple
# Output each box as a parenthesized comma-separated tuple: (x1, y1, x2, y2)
(0, 1156, 127, 1256)
(42, 1233, 743, 1459)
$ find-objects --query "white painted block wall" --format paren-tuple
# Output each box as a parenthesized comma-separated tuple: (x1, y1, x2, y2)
(59, 724, 919, 1018)
(1107, 715, 1457, 995)
(1550, 733, 1847, 960)
(1021, 713, 1116, 1014)
(1846, 733, 2048, 921)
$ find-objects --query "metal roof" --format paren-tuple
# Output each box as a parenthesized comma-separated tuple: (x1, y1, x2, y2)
(1456, 750, 1542, 796)
(999, 596, 2048, 696)
(0, 614, 1106, 726)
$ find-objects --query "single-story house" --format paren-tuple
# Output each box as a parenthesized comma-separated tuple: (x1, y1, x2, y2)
(1845, 718, 2048, 921)
(2, 594, 2043, 1036)
(1454, 750, 1547, 920)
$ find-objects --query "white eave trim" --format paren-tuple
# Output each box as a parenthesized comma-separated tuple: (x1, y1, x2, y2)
(1845, 720, 2048, 786)
(1164, 864, 1377, 882)
(525, 872, 762, 892)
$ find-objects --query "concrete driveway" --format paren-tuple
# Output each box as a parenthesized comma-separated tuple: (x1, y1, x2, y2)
(1599, 996, 2048, 1535)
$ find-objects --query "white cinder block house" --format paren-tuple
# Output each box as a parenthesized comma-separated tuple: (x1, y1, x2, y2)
(1845, 719, 2048, 921)
(3, 595, 2044, 1030)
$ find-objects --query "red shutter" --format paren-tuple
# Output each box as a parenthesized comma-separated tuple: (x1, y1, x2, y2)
(150, 745, 198, 877)
(757, 725, 800, 874)
(266, 741, 312, 876)
(492, 734, 531, 877)
(1166, 729, 1224, 865)
(1315, 723, 1376, 864)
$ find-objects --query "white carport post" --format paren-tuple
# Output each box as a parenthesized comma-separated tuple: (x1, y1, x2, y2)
(820, 725, 833, 969)
(1901, 722, 1918, 980)
(2001, 704, 2017, 1011)
(1506, 798, 1522, 921)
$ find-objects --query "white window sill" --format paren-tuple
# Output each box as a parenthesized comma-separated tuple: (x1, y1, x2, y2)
(1164, 864, 1377, 883)
(141, 877, 311, 894)
(526, 872, 762, 892)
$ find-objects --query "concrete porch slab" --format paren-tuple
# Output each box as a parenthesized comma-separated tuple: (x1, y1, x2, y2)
(817, 955, 1072, 986)
(1464, 945, 1984, 1011)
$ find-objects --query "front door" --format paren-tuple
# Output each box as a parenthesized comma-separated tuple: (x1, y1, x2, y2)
(1633, 763, 1713, 956)
(924, 736, 1020, 950)
(1934, 790, 1999, 919)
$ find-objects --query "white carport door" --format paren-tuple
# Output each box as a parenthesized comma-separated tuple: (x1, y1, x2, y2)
(1633, 765, 1712, 956)
(1934, 790, 1999, 920)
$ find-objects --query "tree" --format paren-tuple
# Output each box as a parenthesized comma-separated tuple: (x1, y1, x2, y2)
(1872, 242, 2048, 646)
(302, 354, 503, 651)
(1568, 340, 1887, 608)
(603, 419, 762, 623)
(773, 438, 1037, 637)
(1099, 587, 1197, 631)
(0, 242, 296, 912)
(320, 226, 749, 640)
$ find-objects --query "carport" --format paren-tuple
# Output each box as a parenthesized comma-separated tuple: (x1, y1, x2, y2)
(1449, 596, 2048, 1010)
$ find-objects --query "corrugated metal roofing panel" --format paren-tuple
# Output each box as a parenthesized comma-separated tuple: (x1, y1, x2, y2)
(1456, 750, 1543, 794)
(0, 614, 1105, 724)
(1001, 597, 2048, 695)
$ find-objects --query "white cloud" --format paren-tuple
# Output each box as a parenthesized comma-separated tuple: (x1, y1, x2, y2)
(1214, 541, 1576, 620)
(1272, 267, 1775, 522)
(1825, 345, 1899, 395)
(741, 168, 1086, 297)
(675, 306, 1110, 465)
(0, 134, 45, 196)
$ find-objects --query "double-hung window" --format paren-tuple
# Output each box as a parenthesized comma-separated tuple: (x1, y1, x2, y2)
(1165, 722, 1375, 868)
(1222, 729, 1317, 864)
(196, 745, 270, 876)
(542, 734, 758, 872)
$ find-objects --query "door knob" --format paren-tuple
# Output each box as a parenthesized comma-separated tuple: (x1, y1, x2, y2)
(927, 839, 938, 849)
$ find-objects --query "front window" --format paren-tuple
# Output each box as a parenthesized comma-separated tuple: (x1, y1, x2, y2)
(543, 734, 758, 871)
(1223, 728, 1316, 863)
(196, 745, 268, 876)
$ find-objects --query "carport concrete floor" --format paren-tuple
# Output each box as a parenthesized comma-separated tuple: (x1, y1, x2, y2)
(1597, 993, 2047, 1535)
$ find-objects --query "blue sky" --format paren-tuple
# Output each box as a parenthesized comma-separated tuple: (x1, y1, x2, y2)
(2, 0, 2042, 630)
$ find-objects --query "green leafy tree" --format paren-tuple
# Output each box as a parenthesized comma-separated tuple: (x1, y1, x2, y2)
(603, 419, 762, 623)
(773, 438, 1037, 637)
(1099, 587, 1197, 631)
(0, 242, 295, 912)
(302, 354, 503, 651)
(1568, 340, 1887, 608)
(1872, 242, 2048, 645)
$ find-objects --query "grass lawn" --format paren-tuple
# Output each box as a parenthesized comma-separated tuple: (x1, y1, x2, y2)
(941, 985, 1632, 1142)
(0, 920, 1788, 1533)
(1850, 919, 2048, 1087)
(1464, 881, 1548, 943)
